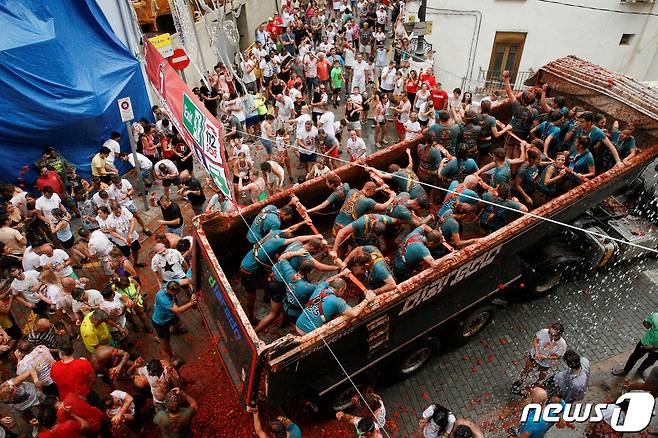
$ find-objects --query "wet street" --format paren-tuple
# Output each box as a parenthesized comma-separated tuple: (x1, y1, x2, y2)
(379, 255, 658, 436)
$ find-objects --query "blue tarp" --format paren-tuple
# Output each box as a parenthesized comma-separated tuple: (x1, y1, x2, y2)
(0, 0, 152, 187)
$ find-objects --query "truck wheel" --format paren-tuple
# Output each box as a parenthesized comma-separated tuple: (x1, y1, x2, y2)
(392, 337, 439, 380)
(456, 305, 495, 341)
(534, 269, 563, 294)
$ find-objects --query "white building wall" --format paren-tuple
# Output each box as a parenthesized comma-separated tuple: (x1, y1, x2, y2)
(406, 0, 658, 92)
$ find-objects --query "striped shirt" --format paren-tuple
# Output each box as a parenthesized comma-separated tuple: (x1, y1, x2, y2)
(27, 327, 58, 350)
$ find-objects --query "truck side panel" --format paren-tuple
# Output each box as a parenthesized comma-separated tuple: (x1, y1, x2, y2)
(194, 230, 260, 405)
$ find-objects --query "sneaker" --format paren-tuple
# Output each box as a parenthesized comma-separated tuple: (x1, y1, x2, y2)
(611, 368, 627, 376)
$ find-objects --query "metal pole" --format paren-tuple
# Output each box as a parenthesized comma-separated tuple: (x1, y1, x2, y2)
(125, 121, 150, 211)
(413, 0, 427, 61)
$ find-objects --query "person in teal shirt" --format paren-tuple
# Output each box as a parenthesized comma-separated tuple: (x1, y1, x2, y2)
(568, 136, 595, 182)
(393, 225, 445, 280)
(612, 311, 658, 379)
(427, 111, 461, 155)
(440, 144, 479, 182)
(605, 126, 637, 168)
(416, 142, 442, 185)
(516, 388, 566, 438)
(476, 146, 525, 188)
(514, 146, 542, 207)
(436, 209, 478, 249)
(531, 110, 563, 157)
(565, 111, 620, 165)
(479, 183, 527, 233)
(333, 214, 399, 252)
(345, 245, 397, 295)
(367, 149, 428, 207)
(249, 406, 303, 438)
(246, 204, 295, 244)
(437, 176, 482, 218)
(332, 182, 395, 234)
(307, 174, 351, 215)
(296, 278, 375, 334)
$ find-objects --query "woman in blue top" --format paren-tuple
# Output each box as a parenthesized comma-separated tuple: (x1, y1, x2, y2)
(476, 146, 526, 187)
(569, 136, 595, 180)
(538, 152, 568, 198)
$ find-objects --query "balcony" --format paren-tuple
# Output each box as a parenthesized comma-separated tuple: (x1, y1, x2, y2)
(475, 68, 533, 96)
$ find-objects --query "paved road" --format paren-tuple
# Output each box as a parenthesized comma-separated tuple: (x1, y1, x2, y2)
(378, 255, 658, 436)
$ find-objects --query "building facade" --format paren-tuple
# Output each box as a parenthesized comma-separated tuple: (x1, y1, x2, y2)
(405, 0, 658, 93)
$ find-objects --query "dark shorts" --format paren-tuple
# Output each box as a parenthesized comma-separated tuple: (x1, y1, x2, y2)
(299, 153, 317, 163)
(267, 281, 285, 304)
(246, 115, 260, 127)
(117, 239, 141, 257)
(3, 319, 22, 340)
(332, 87, 342, 96)
(59, 235, 75, 249)
(419, 119, 428, 127)
(152, 315, 180, 340)
(163, 176, 180, 187)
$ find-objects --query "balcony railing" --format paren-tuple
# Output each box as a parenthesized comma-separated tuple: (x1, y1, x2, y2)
(475, 68, 534, 96)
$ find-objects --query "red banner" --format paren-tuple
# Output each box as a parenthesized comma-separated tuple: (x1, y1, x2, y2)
(144, 41, 234, 202)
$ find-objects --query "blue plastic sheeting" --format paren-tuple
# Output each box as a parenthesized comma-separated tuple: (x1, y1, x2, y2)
(0, 0, 152, 187)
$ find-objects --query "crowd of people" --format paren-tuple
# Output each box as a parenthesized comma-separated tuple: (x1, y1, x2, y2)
(0, 0, 648, 435)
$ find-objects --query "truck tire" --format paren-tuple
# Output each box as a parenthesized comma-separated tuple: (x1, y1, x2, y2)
(455, 305, 495, 342)
(391, 337, 440, 380)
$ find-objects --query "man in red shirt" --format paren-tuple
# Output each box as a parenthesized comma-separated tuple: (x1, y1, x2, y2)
(266, 17, 279, 38)
(419, 67, 437, 88)
(430, 82, 449, 112)
(35, 166, 65, 196)
(273, 11, 284, 34)
(50, 341, 96, 402)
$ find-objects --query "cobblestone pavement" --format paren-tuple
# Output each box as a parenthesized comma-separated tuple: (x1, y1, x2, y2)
(378, 256, 658, 437)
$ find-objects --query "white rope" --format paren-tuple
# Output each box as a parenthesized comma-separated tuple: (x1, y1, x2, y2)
(229, 126, 658, 254)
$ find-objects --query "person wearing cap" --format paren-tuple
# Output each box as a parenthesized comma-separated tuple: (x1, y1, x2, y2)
(151, 281, 198, 360)
(266, 17, 279, 38)
(154, 388, 198, 438)
(336, 410, 383, 437)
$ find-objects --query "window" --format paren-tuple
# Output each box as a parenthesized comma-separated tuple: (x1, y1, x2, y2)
(619, 34, 635, 45)
(487, 32, 527, 83)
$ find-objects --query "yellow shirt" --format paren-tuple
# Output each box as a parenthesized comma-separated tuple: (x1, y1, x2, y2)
(91, 153, 107, 177)
(80, 311, 112, 353)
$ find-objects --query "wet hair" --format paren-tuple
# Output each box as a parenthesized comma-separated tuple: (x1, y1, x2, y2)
(101, 284, 115, 299)
(356, 417, 375, 434)
(102, 395, 116, 409)
(576, 136, 591, 150)
(553, 96, 566, 108)
(90, 309, 108, 323)
(146, 359, 164, 377)
(456, 143, 470, 160)
(463, 110, 476, 123)
(98, 206, 110, 215)
(176, 239, 191, 254)
(260, 162, 272, 172)
(426, 230, 444, 246)
(520, 90, 535, 106)
(579, 111, 595, 123)
(57, 340, 75, 356)
(41, 186, 53, 195)
(17, 339, 34, 354)
(452, 88, 462, 95)
(549, 322, 564, 336)
(349, 254, 372, 269)
(388, 164, 401, 172)
(527, 147, 541, 162)
(438, 111, 450, 122)
(453, 425, 474, 438)
(496, 182, 511, 200)
(111, 131, 121, 140)
(429, 404, 451, 431)
(492, 147, 506, 161)
(280, 205, 294, 219)
(594, 113, 606, 125)
(78, 228, 90, 238)
(563, 349, 581, 369)
(530, 139, 544, 150)
(297, 260, 315, 277)
(549, 110, 563, 123)
(71, 287, 85, 300)
(329, 278, 347, 293)
(270, 420, 287, 438)
(38, 403, 59, 428)
(0, 214, 8, 226)
(480, 100, 492, 114)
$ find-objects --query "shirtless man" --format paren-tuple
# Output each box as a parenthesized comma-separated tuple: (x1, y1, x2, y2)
(238, 171, 268, 204)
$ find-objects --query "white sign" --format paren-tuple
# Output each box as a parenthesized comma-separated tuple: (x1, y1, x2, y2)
(520, 393, 655, 433)
(117, 97, 134, 122)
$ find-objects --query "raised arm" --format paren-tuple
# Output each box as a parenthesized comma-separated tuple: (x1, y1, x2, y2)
(502, 70, 516, 104)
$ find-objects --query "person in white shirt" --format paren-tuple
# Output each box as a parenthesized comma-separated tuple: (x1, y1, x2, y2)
(155, 119, 173, 137)
(22, 246, 42, 272)
(292, 106, 312, 137)
(261, 161, 285, 193)
(151, 244, 189, 285)
(131, 119, 147, 143)
(78, 228, 115, 275)
(106, 204, 144, 268)
(9, 267, 49, 316)
(307, 162, 331, 179)
(15, 341, 56, 394)
(152, 159, 180, 198)
(419, 404, 456, 438)
(103, 390, 136, 427)
(108, 176, 150, 236)
(275, 94, 295, 126)
(296, 120, 319, 172)
(318, 111, 336, 137)
(39, 243, 75, 279)
(403, 112, 422, 141)
(392, 94, 412, 141)
(92, 190, 112, 210)
(346, 130, 367, 161)
(351, 53, 368, 93)
(34, 187, 65, 225)
(118, 152, 153, 188)
(102, 132, 121, 166)
(380, 61, 397, 94)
